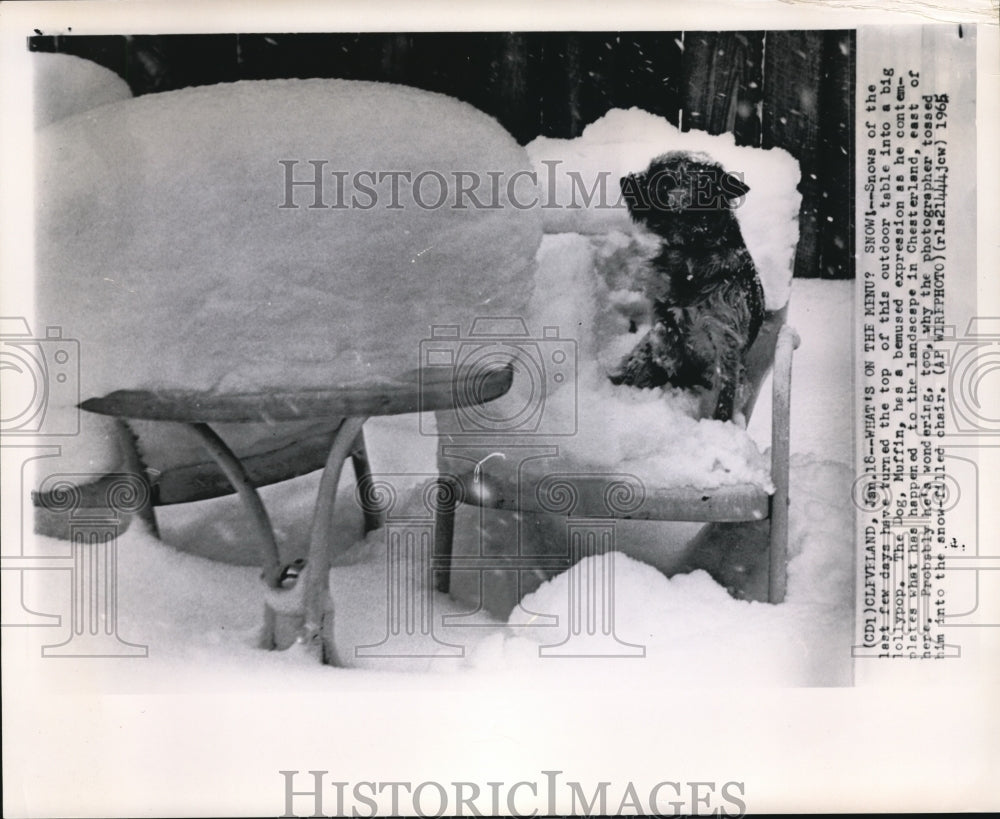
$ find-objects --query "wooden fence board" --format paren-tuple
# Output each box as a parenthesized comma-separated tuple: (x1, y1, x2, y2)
(681, 31, 764, 146)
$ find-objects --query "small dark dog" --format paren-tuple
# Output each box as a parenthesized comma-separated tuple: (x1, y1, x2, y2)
(610, 151, 765, 422)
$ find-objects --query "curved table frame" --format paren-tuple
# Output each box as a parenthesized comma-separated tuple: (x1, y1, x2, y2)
(78, 364, 513, 664)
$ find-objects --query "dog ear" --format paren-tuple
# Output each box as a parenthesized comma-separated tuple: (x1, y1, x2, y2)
(720, 172, 750, 200)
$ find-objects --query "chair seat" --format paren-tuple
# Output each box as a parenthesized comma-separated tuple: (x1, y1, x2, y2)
(446, 464, 771, 523)
(433, 320, 799, 609)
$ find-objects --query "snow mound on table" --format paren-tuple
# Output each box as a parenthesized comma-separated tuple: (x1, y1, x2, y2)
(526, 108, 800, 310)
(33, 52, 132, 128)
(36, 78, 541, 471)
(38, 79, 540, 394)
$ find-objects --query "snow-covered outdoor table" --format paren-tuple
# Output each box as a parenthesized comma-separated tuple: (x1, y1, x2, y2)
(35, 77, 543, 664)
(36, 77, 541, 473)
(80, 364, 513, 663)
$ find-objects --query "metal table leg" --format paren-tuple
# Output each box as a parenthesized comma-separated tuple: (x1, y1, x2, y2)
(113, 419, 159, 538)
(175, 417, 371, 662)
(351, 427, 383, 535)
(182, 422, 291, 649)
(300, 415, 369, 664)
(184, 422, 284, 585)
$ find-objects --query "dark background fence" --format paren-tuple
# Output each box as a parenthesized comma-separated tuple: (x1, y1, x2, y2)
(31, 31, 854, 279)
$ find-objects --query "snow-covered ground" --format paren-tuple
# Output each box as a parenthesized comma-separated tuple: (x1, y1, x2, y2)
(19, 276, 854, 689)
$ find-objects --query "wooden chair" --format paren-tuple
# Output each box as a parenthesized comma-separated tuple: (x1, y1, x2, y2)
(432, 308, 799, 606)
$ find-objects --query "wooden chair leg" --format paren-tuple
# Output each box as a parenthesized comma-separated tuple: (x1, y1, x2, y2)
(433, 476, 458, 594)
(767, 325, 800, 604)
(350, 427, 383, 534)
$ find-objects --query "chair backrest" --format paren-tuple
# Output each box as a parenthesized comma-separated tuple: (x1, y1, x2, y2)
(739, 306, 788, 423)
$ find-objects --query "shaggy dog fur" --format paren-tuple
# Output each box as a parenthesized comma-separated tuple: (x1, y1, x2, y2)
(610, 151, 766, 422)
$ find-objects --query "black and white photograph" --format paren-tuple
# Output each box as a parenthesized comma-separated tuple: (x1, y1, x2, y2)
(1, 1, 997, 816)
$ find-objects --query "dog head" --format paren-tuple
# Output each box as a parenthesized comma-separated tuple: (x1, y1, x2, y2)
(620, 151, 749, 246)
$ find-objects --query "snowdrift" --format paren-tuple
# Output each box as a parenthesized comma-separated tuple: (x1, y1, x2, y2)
(33, 51, 133, 128)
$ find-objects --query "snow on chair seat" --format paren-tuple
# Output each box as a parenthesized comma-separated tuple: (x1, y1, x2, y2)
(433, 311, 799, 606)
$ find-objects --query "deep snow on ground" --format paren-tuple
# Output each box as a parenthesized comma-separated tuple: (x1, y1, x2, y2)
(23, 278, 855, 688)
